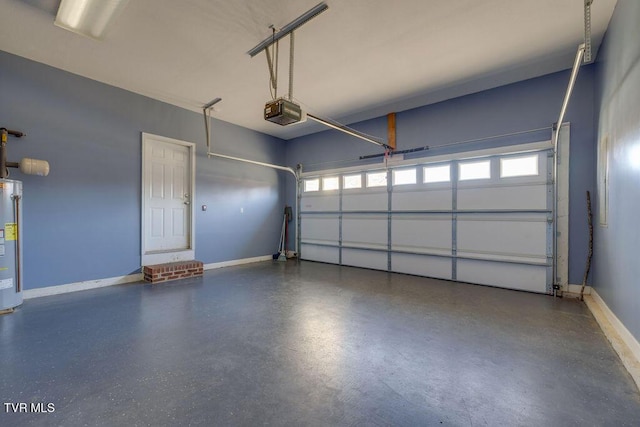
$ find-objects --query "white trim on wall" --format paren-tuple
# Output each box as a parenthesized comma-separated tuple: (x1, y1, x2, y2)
(24, 274, 143, 299)
(203, 255, 273, 270)
(23, 256, 273, 299)
(584, 289, 640, 390)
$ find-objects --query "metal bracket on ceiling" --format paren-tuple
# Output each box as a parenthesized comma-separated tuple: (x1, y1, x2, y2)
(584, 0, 593, 63)
(203, 97, 222, 111)
(247, 2, 328, 58)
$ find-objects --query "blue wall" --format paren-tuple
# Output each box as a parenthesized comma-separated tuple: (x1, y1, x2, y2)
(594, 0, 640, 341)
(0, 44, 602, 294)
(286, 68, 596, 286)
(0, 51, 287, 289)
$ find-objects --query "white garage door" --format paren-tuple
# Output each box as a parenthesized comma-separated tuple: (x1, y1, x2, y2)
(299, 141, 553, 294)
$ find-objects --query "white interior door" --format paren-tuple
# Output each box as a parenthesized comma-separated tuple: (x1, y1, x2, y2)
(142, 133, 195, 265)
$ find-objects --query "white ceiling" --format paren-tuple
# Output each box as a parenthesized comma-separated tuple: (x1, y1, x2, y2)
(0, 0, 617, 140)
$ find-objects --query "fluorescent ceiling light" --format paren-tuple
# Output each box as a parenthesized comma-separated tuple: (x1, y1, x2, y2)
(55, 0, 130, 39)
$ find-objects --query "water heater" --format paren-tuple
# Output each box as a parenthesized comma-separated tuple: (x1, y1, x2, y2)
(0, 179, 22, 313)
(0, 127, 49, 314)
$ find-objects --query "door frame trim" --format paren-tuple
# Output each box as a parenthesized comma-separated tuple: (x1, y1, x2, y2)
(141, 132, 196, 266)
(556, 124, 570, 292)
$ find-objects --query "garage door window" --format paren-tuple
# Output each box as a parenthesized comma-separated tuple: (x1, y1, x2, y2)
(423, 164, 450, 183)
(500, 155, 538, 178)
(304, 178, 320, 192)
(393, 168, 416, 186)
(459, 160, 491, 181)
(343, 174, 362, 189)
(367, 171, 387, 187)
(323, 176, 339, 191)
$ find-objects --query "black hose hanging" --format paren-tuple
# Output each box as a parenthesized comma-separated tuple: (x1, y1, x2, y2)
(580, 191, 594, 300)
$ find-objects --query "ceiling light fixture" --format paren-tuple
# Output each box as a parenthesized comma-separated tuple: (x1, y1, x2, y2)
(55, 0, 130, 39)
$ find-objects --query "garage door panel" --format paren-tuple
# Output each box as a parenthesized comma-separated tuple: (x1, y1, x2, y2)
(301, 244, 339, 264)
(458, 184, 548, 210)
(301, 215, 339, 244)
(457, 215, 547, 260)
(393, 189, 452, 211)
(301, 194, 340, 212)
(300, 143, 553, 294)
(391, 215, 451, 255)
(457, 258, 547, 293)
(342, 215, 387, 249)
(342, 248, 387, 271)
(343, 191, 387, 211)
(392, 253, 451, 280)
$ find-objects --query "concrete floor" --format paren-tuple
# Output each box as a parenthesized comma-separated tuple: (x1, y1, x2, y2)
(1, 261, 639, 426)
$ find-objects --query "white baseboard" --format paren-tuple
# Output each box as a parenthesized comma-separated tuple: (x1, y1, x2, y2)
(24, 273, 143, 299)
(24, 255, 274, 299)
(204, 255, 272, 270)
(584, 288, 640, 390)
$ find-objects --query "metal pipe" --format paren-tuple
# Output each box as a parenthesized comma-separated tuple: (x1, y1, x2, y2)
(203, 109, 211, 152)
(0, 129, 7, 179)
(247, 2, 328, 57)
(307, 113, 389, 149)
(202, 98, 222, 152)
(1, 128, 25, 138)
(554, 44, 585, 147)
(288, 31, 295, 100)
(207, 151, 297, 178)
(12, 194, 21, 293)
(265, 45, 277, 94)
(274, 39, 279, 99)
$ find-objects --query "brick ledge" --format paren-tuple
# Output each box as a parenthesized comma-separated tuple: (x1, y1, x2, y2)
(143, 260, 204, 284)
